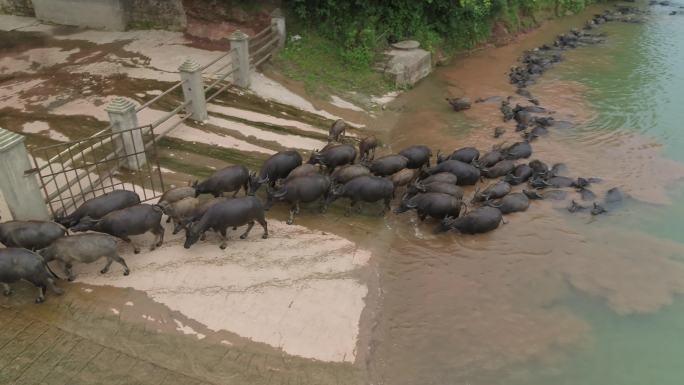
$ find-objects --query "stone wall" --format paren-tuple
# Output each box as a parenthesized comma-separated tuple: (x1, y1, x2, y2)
(0, 0, 34, 16)
(32, 0, 127, 30)
(126, 0, 186, 31)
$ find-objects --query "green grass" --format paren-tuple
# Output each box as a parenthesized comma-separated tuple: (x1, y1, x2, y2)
(273, 31, 394, 97)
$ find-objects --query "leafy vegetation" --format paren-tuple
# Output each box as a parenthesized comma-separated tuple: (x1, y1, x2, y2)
(275, 0, 600, 96)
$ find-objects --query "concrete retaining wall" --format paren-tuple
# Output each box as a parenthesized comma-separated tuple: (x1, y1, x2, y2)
(0, 0, 34, 16)
(31, 0, 187, 31)
(127, 0, 186, 31)
(0, 189, 12, 221)
(32, 0, 127, 30)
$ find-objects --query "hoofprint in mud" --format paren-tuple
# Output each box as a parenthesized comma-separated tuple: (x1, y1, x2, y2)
(70, 220, 371, 363)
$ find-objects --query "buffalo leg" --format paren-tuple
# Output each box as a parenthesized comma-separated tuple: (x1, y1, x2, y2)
(383, 197, 392, 215)
(152, 224, 165, 249)
(121, 235, 140, 254)
(35, 285, 46, 303)
(1, 282, 12, 296)
(232, 189, 239, 198)
(62, 261, 75, 282)
(346, 201, 357, 216)
(108, 252, 130, 276)
(257, 216, 269, 239)
(243, 181, 249, 196)
(218, 227, 229, 249)
(101, 258, 114, 275)
(287, 205, 296, 225)
(241, 221, 255, 239)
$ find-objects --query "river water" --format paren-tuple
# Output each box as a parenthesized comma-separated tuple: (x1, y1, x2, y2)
(367, 3, 684, 385)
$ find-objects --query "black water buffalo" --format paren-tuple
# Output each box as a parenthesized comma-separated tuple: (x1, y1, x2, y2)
(0, 218, 67, 251)
(523, 189, 568, 200)
(528, 159, 549, 176)
(473, 181, 512, 202)
(359, 136, 378, 161)
(438, 147, 480, 164)
(331, 164, 371, 185)
(504, 141, 532, 160)
(546, 176, 575, 188)
(194, 165, 250, 198)
(327, 175, 395, 215)
(71, 204, 164, 254)
(504, 164, 533, 185)
(0, 248, 63, 303)
(578, 188, 596, 201)
(267, 174, 331, 224)
(591, 202, 608, 216)
(406, 181, 464, 200)
(399, 145, 432, 169)
(423, 160, 480, 185)
(394, 192, 462, 220)
(446, 97, 471, 111)
(286, 164, 319, 181)
(419, 172, 458, 185)
(485, 192, 530, 214)
(39, 233, 128, 281)
(369, 154, 409, 177)
(435, 206, 503, 234)
(57, 190, 140, 228)
(158, 197, 200, 234)
(481, 159, 515, 178)
(308, 144, 357, 172)
(475, 150, 503, 168)
(329, 119, 348, 142)
(604, 187, 626, 206)
(249, 150, 303, 194)
(184, 196, 268, 249)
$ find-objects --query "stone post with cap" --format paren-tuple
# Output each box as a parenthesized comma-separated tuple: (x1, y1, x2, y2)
(0, 127, 50, 220)
(271, 8, 286, 50)
(106, 97, 147, 171)
(179, 58, 208, 121)
(229, 30, 251, 88)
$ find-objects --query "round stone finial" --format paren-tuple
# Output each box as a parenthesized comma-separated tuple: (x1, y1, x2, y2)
(105, 97, 136, 113)
(179, 57, 201, 72)
(392, 40, 421, 50)
(229, 30, 249, 41)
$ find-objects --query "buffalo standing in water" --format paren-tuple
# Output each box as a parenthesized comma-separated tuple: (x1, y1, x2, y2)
(266, 174, 331, 224)
(438, 147, 480, 164)
(484, 192, 530, 214)
(481, 160, 515, 179)
(504, 164, 534, 185)
(395, 192, 462, 221)
(327, 175, 395, 216)
(308, 144, 357, 173)
(405, 181, 464, 200)
(473, 181, 512, 202)
(419, 172, 458, 185)
(423, 160, 480, 185)
(435, 206, 503, 234)
(249, 150, 303, 194)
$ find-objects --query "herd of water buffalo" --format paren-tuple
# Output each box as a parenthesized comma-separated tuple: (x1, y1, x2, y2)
(0, 6, 637, 304)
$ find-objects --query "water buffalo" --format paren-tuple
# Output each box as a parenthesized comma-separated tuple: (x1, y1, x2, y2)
(481, 160, 515, 178)
(473, 181, 512, 202)
(494, 127, 506, 138)
(369, 154, 409, 177)
(435, 207, 503, 234)
(399, 145, 432, 169)
(523, 189, 568, 200)
(528, 159, 549, 176)
(184, 196, 268, 249)
(591, 202, 607, 216)
(327, 175, 395, 215)
(419, 172, 458, 185)
(395, 192, 462, 220)
(158, 186, 195, 205)
(0, 218, 67, 251)
(194, 165, 249, 198)
(485, 192, 530, 214)
(331, 164, 371, 185)
(438, 147, 480, 164)
(550, 163, 568, 176)
(567, 200, 589, 213)
(266, 174, 331, 224)
(406, 181, 464, 200)
(56, 190, 141, 228)
(475, 150, 503, 168)
(0, 248, 63, 303)
(390, 169, 418, 187)
(578, 188, 596, 201)
(504, 164, 533, 185)
(158, 197, 200, 234)
(329, 119, 348, 142)
(359, 136, 379, 161)
(286, 164, 319, 181)
(604, 187, 626, 205)
(423, 160, 480, 185)
(504, 141, 532, 160)
(39, 233, 128, 281)
(249, 150, 303, 194)
(546, 176, 575, 188)
(71, 204, 164, 254)
(501, 100, 514, 121)
(446, 97, 471, 111)
(308, 144, 357, 172)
